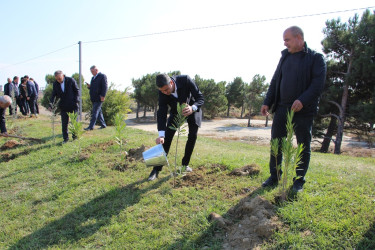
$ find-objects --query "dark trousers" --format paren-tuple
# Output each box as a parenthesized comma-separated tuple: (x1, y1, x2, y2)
(61, 108, 78, 141)
(8, 104, 16, 115)
(16, 98, 25, 115)
(35, 98, 39, 114)
(153, 115, 199, 172)
(88, 102, 106, 129)
(269, 105, 313, 180)
(28, 97, 36, 115)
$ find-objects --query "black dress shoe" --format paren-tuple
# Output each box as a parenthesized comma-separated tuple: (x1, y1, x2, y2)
(262, 176, 279, 188)
(292, 177, 305, 192)
(99, 126, 106, 129)
(147, 169, 159, 181)
(84, 127, 93, 131)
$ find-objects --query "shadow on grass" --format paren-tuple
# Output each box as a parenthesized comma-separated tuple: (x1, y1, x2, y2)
(9, 176, 169, 249)
(167, 186, 269, 249)
(357, 221, 375, 249)
(0, 142, 54, 164)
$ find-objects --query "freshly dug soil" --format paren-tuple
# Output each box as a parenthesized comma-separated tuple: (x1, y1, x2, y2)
(230, 163, 261, 176)
(128, 145, 148, 162)
(210, 196, 281, 249)
(1, 140, 22, 150)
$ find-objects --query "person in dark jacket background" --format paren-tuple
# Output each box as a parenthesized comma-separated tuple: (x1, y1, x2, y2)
(30, 78, 39, 114)
(24, 75, 37, 117)
(19, 78, 29, 115)
(84, 65, 108, 131)
(260, 26, 326, 192)
(50, 70, 79, 143)
(4, 78, 18, 115)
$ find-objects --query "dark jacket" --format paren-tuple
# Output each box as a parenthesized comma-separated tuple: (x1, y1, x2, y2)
(157, 75, 204, 131)
(26, 81, 37, 98)
(34, 82, 39, 98)
(4, 82, 19, 97)
(0, 107, 6, 133)
(19, 84, 27, 99)
(263, 42, 327, 115)
(89, 72, 108, 102)
(51, 76, 79, 111)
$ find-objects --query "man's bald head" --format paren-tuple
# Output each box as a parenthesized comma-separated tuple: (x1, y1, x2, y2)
(0, 95, 12, 109)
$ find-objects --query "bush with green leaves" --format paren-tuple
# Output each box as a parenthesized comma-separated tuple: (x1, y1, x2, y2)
(101, 84, 132, 126)
(67, 112, 85, 155)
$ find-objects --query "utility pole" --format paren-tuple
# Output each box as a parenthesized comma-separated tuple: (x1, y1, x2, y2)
(78, 41, 82, 121)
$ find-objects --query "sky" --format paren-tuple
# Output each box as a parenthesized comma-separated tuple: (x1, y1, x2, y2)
(1, 0, 374, 91)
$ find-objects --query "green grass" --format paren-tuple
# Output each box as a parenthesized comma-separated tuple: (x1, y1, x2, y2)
(0, 115, 374, 249)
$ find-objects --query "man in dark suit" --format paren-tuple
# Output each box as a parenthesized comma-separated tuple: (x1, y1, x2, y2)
(84, 65, 108, 131)
(50, 70, 80, 143)
(261, 26, 326, 192)
(0, 95, 12, 136)
(4, 78, 17, 115)
(24, 75, 38, 118)
(148, 73, 204, 181)
(19, 78, 29, 115)
(30, 78, 39, 114)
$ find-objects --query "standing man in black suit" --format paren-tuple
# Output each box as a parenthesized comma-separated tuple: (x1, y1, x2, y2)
(148, 74, 204, 181)
(84, 65, 108, 131)
(261, 26, 326, 192)
(50, 70, 80, 143)
(24, 75, 38, 118)
(4, 78, 18, 115)
(30, 78, 39, 114)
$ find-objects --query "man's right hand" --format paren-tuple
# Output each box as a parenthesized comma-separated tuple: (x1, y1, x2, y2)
(86, 83, 90, 88)
(261, 105, 270, 116)
(155, 137, 165, 144)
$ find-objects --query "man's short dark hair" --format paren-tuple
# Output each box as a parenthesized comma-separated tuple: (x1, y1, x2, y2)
(13, 76, 18, 80)
(156, 74, 171, 88)
(54, 70, 63, 76)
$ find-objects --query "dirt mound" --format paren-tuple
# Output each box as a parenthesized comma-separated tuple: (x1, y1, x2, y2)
(1, 140, 22, 150)
(127, 145, 148, 162)
(210, 196, 281, 249)
(83, 141, 114, 153)
(230, 163, 260, 176)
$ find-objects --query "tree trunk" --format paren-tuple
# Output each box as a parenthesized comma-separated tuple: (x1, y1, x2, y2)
(240, 104, 245, 118)
(247, 104, 251, 127)
(226, 104, 230, 117)
(320, 116, 337, 153)
(334, 53, 353, 154)
(143, 106, 147, 117)
(265, 116, 269, 127)
(136, 102, 140, 119)
(154, 104, 157, 120)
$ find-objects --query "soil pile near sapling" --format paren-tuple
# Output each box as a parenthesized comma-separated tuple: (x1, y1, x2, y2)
(82, 141, 115, 154)
(112, 144, 148, 172)
(173, 166, 220, 188)
(127, 144, 148, 162)
(230, 163, 260, 176)
(1, 140, 23, 150)
(210, 196, 282, 249)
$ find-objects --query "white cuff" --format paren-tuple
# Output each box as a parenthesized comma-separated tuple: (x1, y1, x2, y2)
(192, 105, 198, 112)
(158, 131, 165, 137)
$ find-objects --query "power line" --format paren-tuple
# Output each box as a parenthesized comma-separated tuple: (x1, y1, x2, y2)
(1, 6, 374, 68)
(84, 6, 375, 44)
(0, 43, 77, 70)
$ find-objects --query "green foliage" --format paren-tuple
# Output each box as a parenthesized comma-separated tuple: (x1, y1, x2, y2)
(45, 74, 55, 85)
(68, 112, 85, 154)
(41, 83, 53, 109)
(225, 77, 245, 110)
(101, 83, 132, 126)
(194, 75, 227, 119)
(114, 113, 127, 161)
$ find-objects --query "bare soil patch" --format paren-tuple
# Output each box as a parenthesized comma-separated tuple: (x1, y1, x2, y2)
(230, 163, 261, 176)
(1, 140, 23, 150)
(210, 196, 282, 249)
(127, 144, 148, 162)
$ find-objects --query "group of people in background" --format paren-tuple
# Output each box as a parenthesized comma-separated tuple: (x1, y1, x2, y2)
(3, 75, 39, 117)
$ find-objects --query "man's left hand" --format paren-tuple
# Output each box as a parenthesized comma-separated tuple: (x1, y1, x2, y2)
(100, 96, 105, 102)
(291, 100, 303, 112)
(182, 105, 193, 117)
